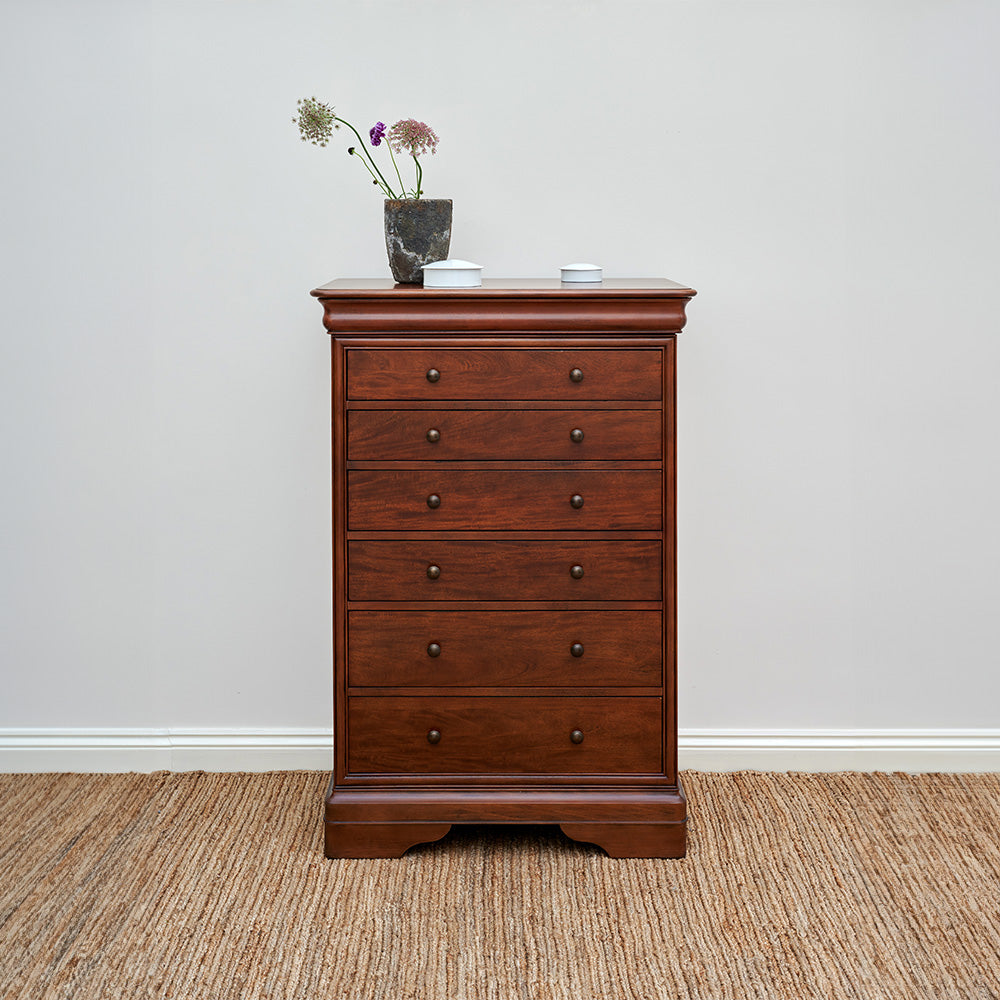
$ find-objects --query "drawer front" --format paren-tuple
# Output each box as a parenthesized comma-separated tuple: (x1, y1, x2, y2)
(348, 610, 662, 687)
(347, 348, 661, 401)
(348, 470, 662, 530)
(348, 539, 662, 601)
(347, 696, 662, 774)
(348, 409, 662, 461)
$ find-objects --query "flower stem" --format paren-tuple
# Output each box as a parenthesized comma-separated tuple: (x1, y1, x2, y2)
(335, 117, 397, 198)
(386, 140, 407, 200)
(352, 150, 393, 196)
(413, 155, 423, 199)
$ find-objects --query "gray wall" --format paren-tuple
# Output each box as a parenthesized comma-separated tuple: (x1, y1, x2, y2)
(2, 1, 998, 766)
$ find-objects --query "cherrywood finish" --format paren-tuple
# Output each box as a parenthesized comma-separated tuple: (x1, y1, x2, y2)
(347, 539, 662, 601)
(347, 347, 661, 400)
(348, 409, 663, 461)
(313, 278, 695, 858)
(312, 278, 694, 333)
(347, 609, 662, 687)
(558, 821, 686, 859)
(348, 469, 662, 530)
(347, 696, 662, 775)
(324, 822, 453, 859)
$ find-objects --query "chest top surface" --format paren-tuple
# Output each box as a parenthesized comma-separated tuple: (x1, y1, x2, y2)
(311, 278, 696, 334)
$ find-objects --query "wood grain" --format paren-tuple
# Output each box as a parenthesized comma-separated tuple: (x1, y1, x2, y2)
(347, 348, 661, 400)
(347, 539, 662, 601)
(311, 278, 696, 333)
(347, 695, 662, 775)
(348, 469, 662, 530)
(348, 409, 663, 461)
(347, 609, 662, 687)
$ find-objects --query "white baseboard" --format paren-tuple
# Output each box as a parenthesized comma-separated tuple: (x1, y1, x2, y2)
(678, 729, 1000, 773)
(1, 727, 999, 773)
(0, 729, 333, 773)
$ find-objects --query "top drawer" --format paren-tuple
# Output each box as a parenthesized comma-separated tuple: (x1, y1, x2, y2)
(347, 349, 661, 401)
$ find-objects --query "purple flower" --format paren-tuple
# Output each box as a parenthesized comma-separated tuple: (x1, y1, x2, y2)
(369, 121, 386, 147)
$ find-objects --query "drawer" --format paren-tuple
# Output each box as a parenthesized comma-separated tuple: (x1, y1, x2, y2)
(348, 470, 661, 530)
(347, 695, 662, 774)
(347, 348, 661, 401)
(348, 409, 662, 461)
(348, 610, 662, 687)
(348, 539, 661, 601)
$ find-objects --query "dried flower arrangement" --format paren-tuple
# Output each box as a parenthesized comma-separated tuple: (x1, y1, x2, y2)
(293, 97, 439, 200)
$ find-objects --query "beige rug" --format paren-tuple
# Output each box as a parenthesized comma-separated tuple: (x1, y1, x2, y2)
(1, 771, 998, 999)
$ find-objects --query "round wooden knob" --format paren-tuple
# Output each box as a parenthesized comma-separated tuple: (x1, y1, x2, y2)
(426, 428, 441, 443)
(427, 494, 441, 509)
(570, 428, 584, 443)
(427, 564, 441, 580)
(426, 368, 441, 383)
(570, 729, 584, 745)
(427, 729, 442, 744)
(570, 643, 585, 657)
(570, 564, 584, 580)
(570, 494, 584, 509)
(427, 642, 442, 657)
(569, 368, 584, 383)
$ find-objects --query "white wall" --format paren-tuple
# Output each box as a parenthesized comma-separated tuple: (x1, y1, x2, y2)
(2, 0, 999, 769)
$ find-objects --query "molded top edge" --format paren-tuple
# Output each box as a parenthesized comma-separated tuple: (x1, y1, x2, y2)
(311, 277, 696, 298)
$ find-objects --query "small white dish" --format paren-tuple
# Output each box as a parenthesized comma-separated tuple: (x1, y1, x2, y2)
(560, 262, 603, 283)
(422, 259, 483, 288)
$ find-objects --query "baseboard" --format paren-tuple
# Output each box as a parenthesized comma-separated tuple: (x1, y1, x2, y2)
(678, 729, 1000, 773)
(1, 728, 999, 773)
(0, 729, 334, 773)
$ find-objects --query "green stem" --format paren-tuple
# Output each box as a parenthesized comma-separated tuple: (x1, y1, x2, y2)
(335, 117, 398, 198)
(385, 139, 407, 200)
(413, 155, 423, 199)
(351, 149, 392, 196)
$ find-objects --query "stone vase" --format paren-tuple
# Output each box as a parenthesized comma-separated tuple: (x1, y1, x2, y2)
(383, 199, 452, 284)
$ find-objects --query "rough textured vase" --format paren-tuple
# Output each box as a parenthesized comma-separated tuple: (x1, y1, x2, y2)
(383, 199, 452, 284)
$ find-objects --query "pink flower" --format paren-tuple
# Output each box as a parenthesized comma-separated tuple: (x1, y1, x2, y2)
(387, 119, 439, 159)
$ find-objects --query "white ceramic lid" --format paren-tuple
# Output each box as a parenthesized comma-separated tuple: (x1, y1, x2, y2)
(422, 259, 483, 271)
(561, 262, 601, 271)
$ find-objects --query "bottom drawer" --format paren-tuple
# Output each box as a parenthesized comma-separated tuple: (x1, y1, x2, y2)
(347, 696, 662, 775)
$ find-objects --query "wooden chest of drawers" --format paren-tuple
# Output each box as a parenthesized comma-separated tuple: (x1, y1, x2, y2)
(311, 278, 696, 858)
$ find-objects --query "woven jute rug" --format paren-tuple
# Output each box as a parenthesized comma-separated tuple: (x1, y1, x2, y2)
(1, 771, 998, 999)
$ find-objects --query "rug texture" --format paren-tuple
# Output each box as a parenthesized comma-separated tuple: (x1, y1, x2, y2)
(1, 771, 998, 999)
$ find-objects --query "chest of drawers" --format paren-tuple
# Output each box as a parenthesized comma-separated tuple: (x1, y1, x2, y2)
(311, 278, 696, 858)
